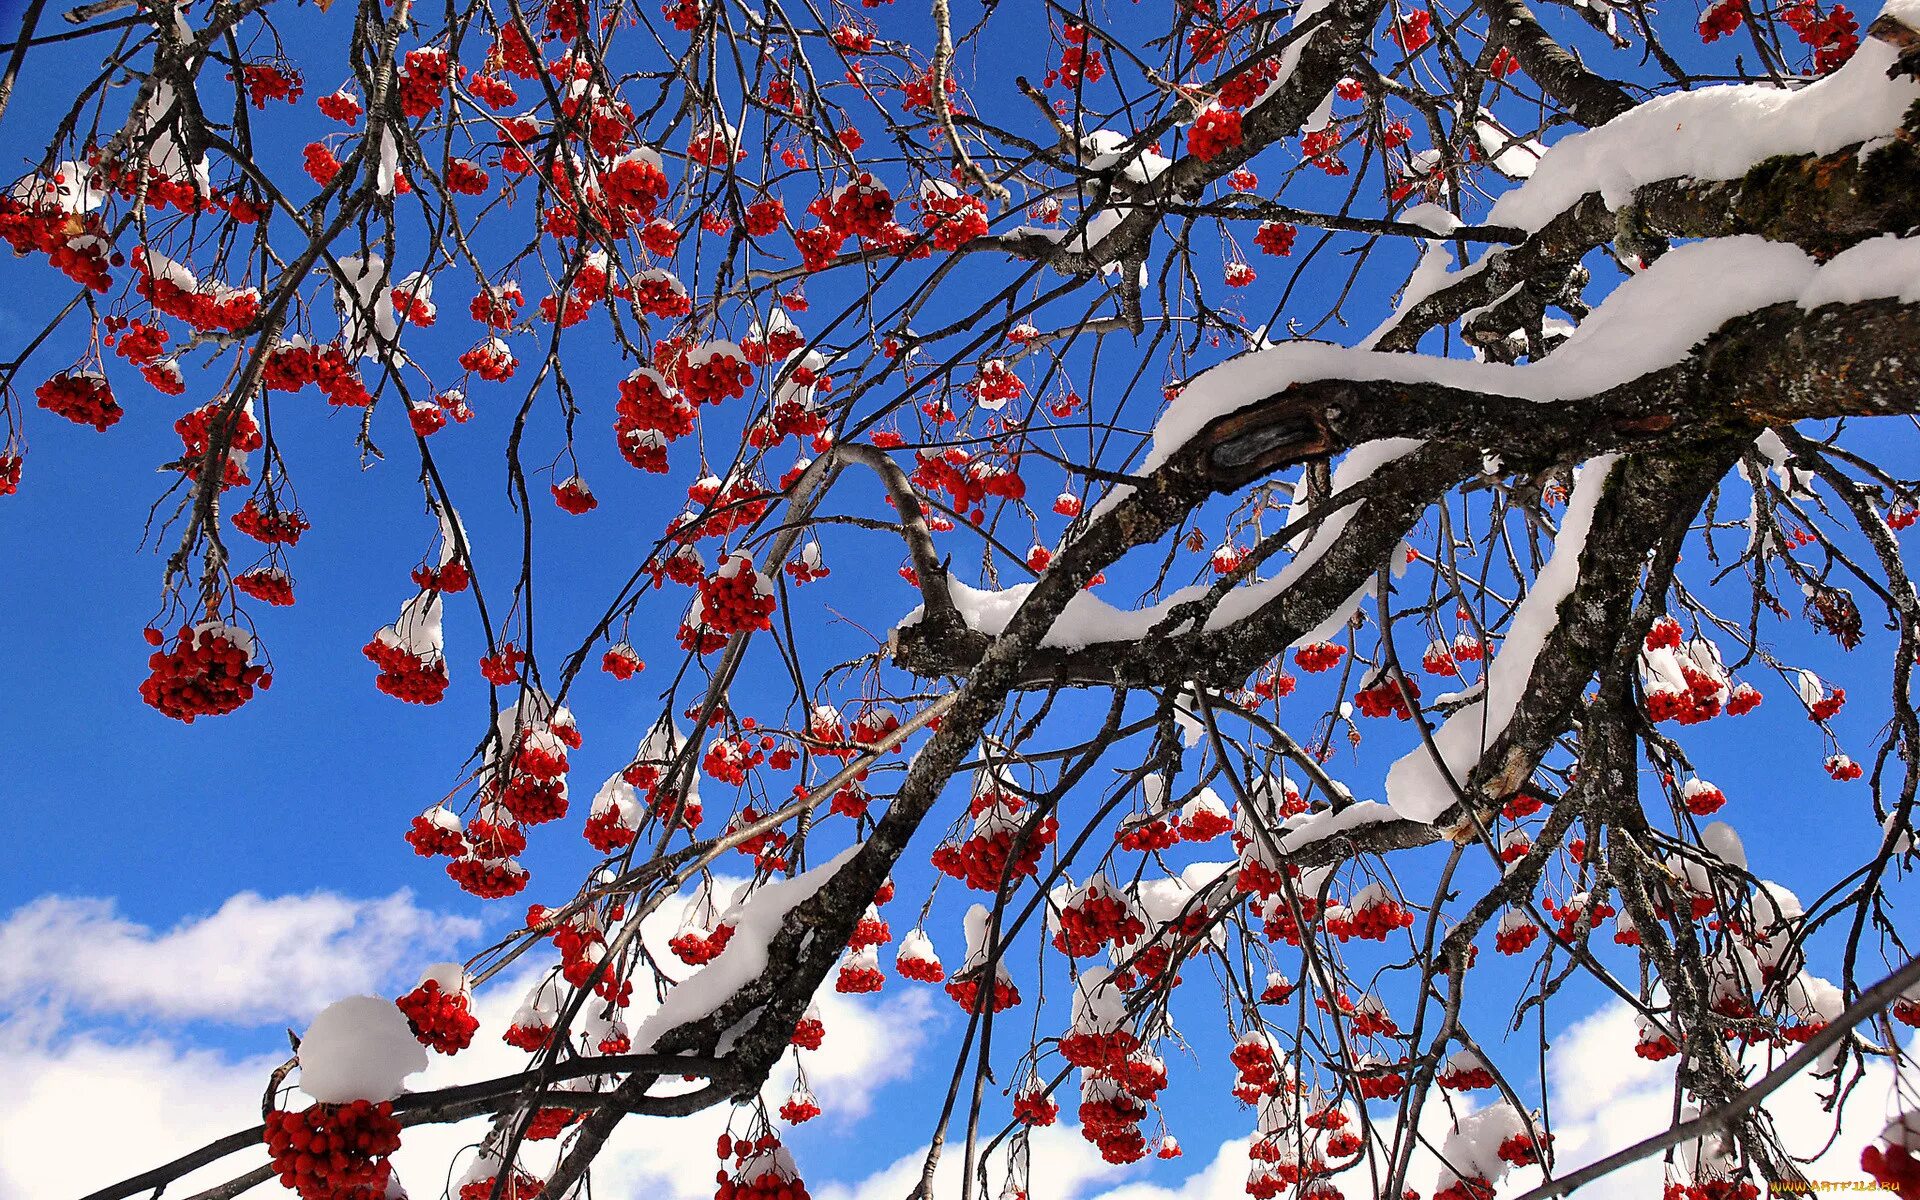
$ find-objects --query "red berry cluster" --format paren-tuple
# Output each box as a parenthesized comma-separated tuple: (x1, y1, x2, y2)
(1542, 893, 1615, 943)
(458, 1170, 545, 1200)
(1389, 8, 1432, 51)
(412, 560, 469, 592)
(262, 1100, 401, 1200)
(1013, 1082, 1059, 1126)
(1179, 804, 1234, 843)
(1302, 126, 1348, 174)
(398, 46, 449, 118)
(1636, 1022, 1679, 1060)
(698, 557, 777, 634)
(628, 270, 693, 319)
(1422, 638, 1458, 676)
(1115, 813, 1180, 852)
(1698, 0, 1745, 39)
(139, 622, 269, 722)
(714, 1137, 811, 1200)
(1046, 23, 1106, 87)
(409, 401, 448, 436)
(1259, 973, 1295, 1004)
(235, 567, 296, 607)
(1497, 1130, 1550, 1167)
(469, 812, 532, 859)
(1059, 1029, 1140, 1071)
(1293, 641, 1346, 673)
(173, 399, 262, 489)
(1354, 1055, 1408, 1099)
(0, 187, 114, 292)
(740, 196, 786, 238)
(679, 346, 754, 406)
(363, 637, 450, 704)
(848, 907, 891, 951)
(919, 191, 989, 250)
(896, 949, 945, 983)
(1326, 888, 1414, 941)
(133, 249, 259, 332)
(969, 360, 1025, 408)
(35, 372, 120, 431)
(1494, 909, 1540, 955)
(479, 642, 525, 687)
(446, 855, 529, 898)
(1052, 890, 1145, 958)
(1437, 1057, 1495, 1091)
(232, 62, 303, 107)
(822, 173, 894, 239)
(317, 89, 361, 123)
(233, 498, 310, 545)
(1354, 672, 1420, 719)
(1682, 778, 1727, 815)
(460, 338, 517, 381)
(1230, 1034, 1280, 1097)
(945, 968, 1021, 1014)
(1078, 1087, 1150, 1164)
(670, 923, 735, 966)
(723, 806, 790, 871)
(405, 807, 465, 857)
(303, 143, 342, 186)
(932, 816, 1059, 891)
(618, 364, 694, 449)
(262, 339, 369, 406)
(835, 954, 886, 993)
(601, 642, 644, 679)
(789, 1011, 825, 1050)
(521, 1107, 579, 1141)
(1185, 107, 1243, 161)
(1826, 753, 1864, 781)
(702, 733, 766, 785)
(397, 978, 478, 1054)
(103, 316, 171, 368)
(470, 282, 524, 330)
(1810, 685, 1847, 723)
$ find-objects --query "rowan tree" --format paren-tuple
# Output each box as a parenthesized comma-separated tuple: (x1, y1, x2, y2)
(5, 0, 1920, 1196)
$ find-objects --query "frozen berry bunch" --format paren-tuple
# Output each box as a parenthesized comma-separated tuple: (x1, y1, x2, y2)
(35, 371, 121, 430)
(262, 1099, 402, 1200)
(138, 622, 269, 722)
(396, 975, 479, 1054)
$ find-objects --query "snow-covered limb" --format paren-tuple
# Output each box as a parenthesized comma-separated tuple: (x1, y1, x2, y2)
(1374, 12, 1920, 353)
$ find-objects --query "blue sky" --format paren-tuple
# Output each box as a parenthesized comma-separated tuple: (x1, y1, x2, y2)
(1, 0, 1914, 1196)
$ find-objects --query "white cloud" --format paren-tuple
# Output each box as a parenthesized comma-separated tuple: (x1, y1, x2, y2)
(1077, 1135, 1249, 1200)
(791, 987, 942, 1122)
(816, 1122, 1125, 1200)
(0, 885, 938, 1200)
(0, 891, 481, 1025)
(0, 1022, 277, 1199)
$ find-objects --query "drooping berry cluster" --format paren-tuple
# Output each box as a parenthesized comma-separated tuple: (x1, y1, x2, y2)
(262, 1100, 401, 1200)
(139, 622, 269, 721)
(396, 976, 479, 1054)
(35, 371, 120, 430)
